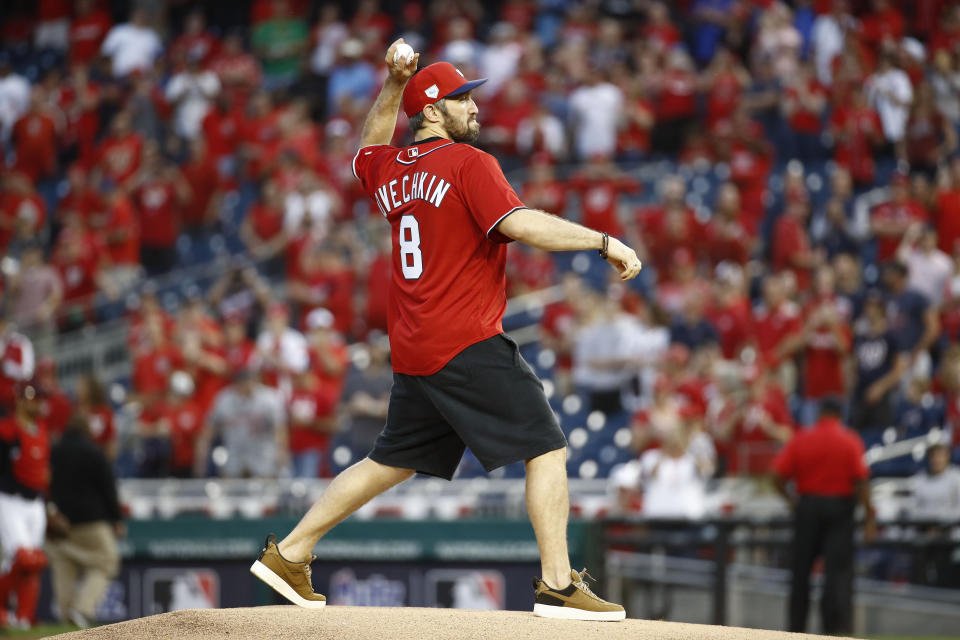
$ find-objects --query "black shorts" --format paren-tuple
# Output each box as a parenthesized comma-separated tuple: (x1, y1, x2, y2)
(368, 334, 567, 480)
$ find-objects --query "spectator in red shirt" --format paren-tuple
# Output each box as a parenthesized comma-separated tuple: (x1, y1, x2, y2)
(168, 10, 220, 70)
(782, 62, 828, 163)
(176, 299, 228, 417)
(290, 244, 355, 335)
(58, 66, 101, 169)
(57, 166, 106, 229)
(240, 179, 288, 273)
(362, 230, 391, 337)
(522, 154, 568, 216)
(209, 32, 263, 106)
(772, 397, 875, 635)
(96, 111, 143, 187)
(540, 273, 584, 396)
(51, 212, 112, 327)
(483, 78, 535, 157)
(34, 0, 71, 52)
(905, 83, 957, 175)
(753, 272, 803, 376)
(630, 376, 685, 454)
(240, 92, 281, 181)
(69, 0, 112, 66)
(642, 2, 681, 57)
(11, 88, 58, 183)
(100, 186, 140, 294)
(830, 88, 884, 188)
(871, 172, 929, 262)
(651, 49, 698, 154)
(287, 368, 337, 478)
(794, 266, 853, 425)
(74, 374, 115, 459)
(707, 264, 752, 360)
(200, 96, 244, 176)
(714, 108, 773, 235)
(704, 182, 752, 265)
(180, 138, 222, 232)
(132, 314, 183, 407)
(702, 48, 749, 130)
(223, 314, 256, 373)
(714, 366, 794, 475)
(772, 199, 818, 292)
(635, 175, 701, 272)
(165, 371, 204, 478)
(0, 173, 47, 253)
(860, 0, 905, 49)
(131, 142, 190, 276)
(935, 158, 960, 253)
(32, 357, 71, 443)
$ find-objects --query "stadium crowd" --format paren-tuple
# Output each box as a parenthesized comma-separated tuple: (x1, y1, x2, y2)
(0, 0, 960, 516)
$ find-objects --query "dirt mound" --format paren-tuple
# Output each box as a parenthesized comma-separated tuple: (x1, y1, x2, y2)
(51, 606, 842, 640)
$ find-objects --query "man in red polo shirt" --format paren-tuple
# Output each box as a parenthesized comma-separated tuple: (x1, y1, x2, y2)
(772, 397, 876, 636)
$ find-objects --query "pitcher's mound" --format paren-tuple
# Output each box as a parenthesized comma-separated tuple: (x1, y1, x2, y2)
(52, 606, 839, 640)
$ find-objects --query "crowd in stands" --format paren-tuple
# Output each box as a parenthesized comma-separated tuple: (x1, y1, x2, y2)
(0, 0, 959, 510)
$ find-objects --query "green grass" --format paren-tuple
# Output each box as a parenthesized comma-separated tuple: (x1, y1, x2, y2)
(0, 624, 81, 638)
(866, 637, 960, 640)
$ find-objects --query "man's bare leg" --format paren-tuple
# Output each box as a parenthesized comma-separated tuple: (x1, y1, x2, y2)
(278, 458, 415, 562)
(525, 447, 573, 589)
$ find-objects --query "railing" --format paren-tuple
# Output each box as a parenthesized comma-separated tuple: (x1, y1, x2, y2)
(602, 517, 960, 634)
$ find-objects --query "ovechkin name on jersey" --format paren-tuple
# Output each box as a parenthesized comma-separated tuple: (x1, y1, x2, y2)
(374, 171, 452, 216)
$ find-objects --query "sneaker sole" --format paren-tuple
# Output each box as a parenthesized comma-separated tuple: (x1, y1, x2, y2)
(250, 560, 327, 609)
(533, 603, 626, 621)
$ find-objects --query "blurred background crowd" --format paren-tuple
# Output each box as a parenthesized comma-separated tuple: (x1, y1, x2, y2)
(1, 0, 960, 521)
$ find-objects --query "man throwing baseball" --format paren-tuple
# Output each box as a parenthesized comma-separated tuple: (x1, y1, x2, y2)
(251, 39, 641, 621)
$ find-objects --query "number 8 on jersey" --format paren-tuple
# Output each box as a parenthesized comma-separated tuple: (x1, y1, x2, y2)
(399, 214, 422, 280)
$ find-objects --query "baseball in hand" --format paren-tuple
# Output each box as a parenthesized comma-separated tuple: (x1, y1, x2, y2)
(394, 43, 415, 65)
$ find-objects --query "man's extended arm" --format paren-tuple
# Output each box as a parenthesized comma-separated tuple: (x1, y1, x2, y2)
(496, 207, 642, 280)
(359, 39, 420, 148)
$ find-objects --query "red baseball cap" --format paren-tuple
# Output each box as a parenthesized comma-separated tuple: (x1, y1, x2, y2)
(402, 62, 487, 118)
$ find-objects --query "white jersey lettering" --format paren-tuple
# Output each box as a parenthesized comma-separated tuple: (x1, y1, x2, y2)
(429, 179, 451, 208)
(388, 179, 401, 209)
(373, 171, 452, 211)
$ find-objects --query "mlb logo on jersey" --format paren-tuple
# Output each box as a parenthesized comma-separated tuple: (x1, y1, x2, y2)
(407, 148, 419, 159)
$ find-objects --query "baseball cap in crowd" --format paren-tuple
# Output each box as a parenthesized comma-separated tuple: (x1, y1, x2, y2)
(402, 62, 487, 118)
(306, 307, 335, 331)
(170, 370, 195, 397)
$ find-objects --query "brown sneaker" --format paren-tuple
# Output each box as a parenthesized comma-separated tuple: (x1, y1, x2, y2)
(533, 569, 625, 621)
(250, 534, 326, 609)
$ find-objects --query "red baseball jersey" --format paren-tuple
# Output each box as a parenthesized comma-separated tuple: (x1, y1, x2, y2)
(353, 138, 524, 375)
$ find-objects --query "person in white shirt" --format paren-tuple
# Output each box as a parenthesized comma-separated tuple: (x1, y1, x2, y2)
(165, 53, 220, 140)
(101, 9, 163, 78)
(479, 22, 523, 97)
(569, 74, 623, 160)
(865, 49, 914, 143)
(910, 443, 960, 521)
(611, 421, 715, 519)
(897, 224, 953, 307)
(811, 0, 852, 85)
(0, 57, 30, 143)
(516, 103, 567, 159)
(254, 303, 309, 400)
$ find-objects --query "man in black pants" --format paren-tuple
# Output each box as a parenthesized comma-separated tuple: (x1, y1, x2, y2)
(772, 397, 877, 634)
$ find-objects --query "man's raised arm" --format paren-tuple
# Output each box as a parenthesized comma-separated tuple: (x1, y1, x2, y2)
(359, 39, 420, 148)
(496, 208, 643, 281)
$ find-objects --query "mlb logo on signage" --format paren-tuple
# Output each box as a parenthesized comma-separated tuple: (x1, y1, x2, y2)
(143, 568, 219, 615)
(425, 569, 505, 610)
